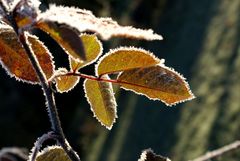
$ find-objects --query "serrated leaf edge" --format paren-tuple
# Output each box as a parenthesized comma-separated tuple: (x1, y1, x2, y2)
(37, 5, 163, 41)
(56, 76, 80, 93)
(83, 78, 117, 130)
(69, 33, 103, 71)
(26, 32, 56, 79)
(95, 46, 165, 76)
(118, 64, 195, 106)
(0, 28, 55, 84)
(138, 148, 171, 161)
(0, 25, 39, 84)
(53, 68, 79, 93)
(32, 145, 70, 161)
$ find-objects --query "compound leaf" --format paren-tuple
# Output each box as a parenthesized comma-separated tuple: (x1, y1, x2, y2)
(138, 149, 171, 161)
(35, 146, 71, 161)
(36, 21, 86, 61)
(84, 76, 117, 129)
(96, 47, 163, 76)
(55, 68, 80, 93)
(37, 5, 163, 41)
(0, 23, 54, 84)
(117, 65, 195, 106)
(70, 34, 103, 71)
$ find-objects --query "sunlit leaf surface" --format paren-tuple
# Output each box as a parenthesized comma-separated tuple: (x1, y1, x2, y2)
(118, 65, 195, 106)
(84, 76, 117, 129)
(70, 34, 102, 71)
(97, 47, 163, 76)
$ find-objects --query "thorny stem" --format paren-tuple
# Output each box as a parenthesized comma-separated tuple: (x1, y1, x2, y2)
(29, 132, 59, 161)
(19, 31, 80, 161)
(0, 3, 80, 161)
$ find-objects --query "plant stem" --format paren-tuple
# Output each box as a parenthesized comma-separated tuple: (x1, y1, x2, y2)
(29, 131, 58, 161)
(0, 4, 80, 160)
(17, 28, 80, 161)
(65, 72, 161, 91)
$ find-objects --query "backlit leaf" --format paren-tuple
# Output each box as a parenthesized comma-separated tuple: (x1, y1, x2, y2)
(27, 33, 55, 80)
(0, 23, 54, 83)
(70, 34, 103, 71)
(35, 146, 71, 161)
(118, 65, 195, 106)
(36, 21, 86, 61)
(138, 149, 171, 161)
(37, 5, 163, 41)
(55, 68, 80, 93)
(84, 76, 117, 129)
(96, 47, 163, 76)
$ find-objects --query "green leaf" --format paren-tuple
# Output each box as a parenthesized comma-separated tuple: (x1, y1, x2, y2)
(117, 65, 195, 106)
(35, 146, 71, 161)
(138, 149, 171, 161)
(37, 5, 163, 40)
(0, 23, 55, 84)
(84, 76, 117, 129)
(69, 34, 103, 71)
(96, 47, 163, 76)
(36, 21, 86, 61)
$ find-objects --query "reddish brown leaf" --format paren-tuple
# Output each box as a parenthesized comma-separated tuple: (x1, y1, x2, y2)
(0, 23, 54, 83)
(117, 65, 195, 106)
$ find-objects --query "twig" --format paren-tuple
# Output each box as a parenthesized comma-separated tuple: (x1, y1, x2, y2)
(29, 131, 58, 161)
(0, 2, 81, 161)
(18, 25, 80, 161)
(189, 140, 240, 161)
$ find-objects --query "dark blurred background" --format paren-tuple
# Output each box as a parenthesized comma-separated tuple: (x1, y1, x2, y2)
(0, 0, 240, 161)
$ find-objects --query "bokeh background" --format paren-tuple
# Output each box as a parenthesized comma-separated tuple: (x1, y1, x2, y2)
(0, 0, 240, 161)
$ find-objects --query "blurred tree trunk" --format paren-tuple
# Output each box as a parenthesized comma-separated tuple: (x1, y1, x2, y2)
(172, 0, 240, 160)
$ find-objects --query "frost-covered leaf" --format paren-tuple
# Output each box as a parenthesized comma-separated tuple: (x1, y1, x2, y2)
(138, 149, 171, 161)
(84, 76, 117, 129)
(13, 0, 40, 28)
(70, 34, 103, 71)
(35, 146, 70, 161)
(27, 33, 55, 80)
(36, 21, 86, 61)
(118, 65, 195, 106)
(0, 23, 54, 83)
(37, 5, 163, 41)
(96, 47, 163, 76)
(55, 68, 79, 93)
